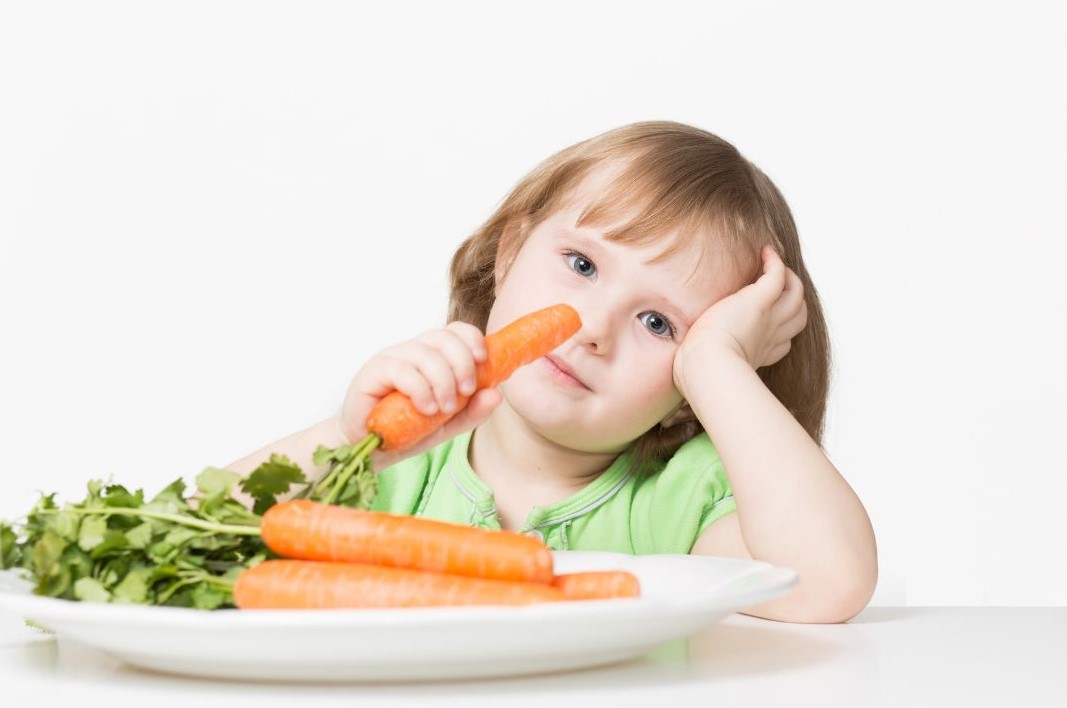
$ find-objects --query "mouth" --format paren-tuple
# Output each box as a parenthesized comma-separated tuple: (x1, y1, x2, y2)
(542, 354, 590, 390)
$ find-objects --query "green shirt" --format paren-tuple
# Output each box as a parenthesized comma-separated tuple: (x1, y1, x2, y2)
(370, 429, 736, 554)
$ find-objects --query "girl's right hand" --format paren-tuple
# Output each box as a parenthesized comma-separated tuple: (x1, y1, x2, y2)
(340, 321, 504, 469)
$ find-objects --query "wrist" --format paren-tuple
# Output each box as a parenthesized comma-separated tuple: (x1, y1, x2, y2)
(673, 342, 751, 399)
(328, 415, 360, 447)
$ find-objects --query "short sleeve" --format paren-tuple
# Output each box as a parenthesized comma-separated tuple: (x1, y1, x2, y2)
(629, 432, 736, 554)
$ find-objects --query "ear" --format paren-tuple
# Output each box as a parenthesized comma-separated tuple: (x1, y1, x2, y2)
(658, 401, 695, 430)
(494, 218, 526, 292)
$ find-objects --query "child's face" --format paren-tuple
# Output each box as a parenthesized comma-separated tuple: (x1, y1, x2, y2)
(486, 172, 746, 454)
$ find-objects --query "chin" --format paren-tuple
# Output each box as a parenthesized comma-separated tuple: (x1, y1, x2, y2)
(509, 400, 584, 440)
(501, 388, 633, 454)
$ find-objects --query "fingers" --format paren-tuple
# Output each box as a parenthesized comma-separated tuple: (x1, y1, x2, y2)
(759, 253, 808, 367)
(376, 354, 448, 416)
(754, 245, 787, 307)
(771, 266, 806, 326)
(784, 296, 808, 339)
(370, 322, 489, 416)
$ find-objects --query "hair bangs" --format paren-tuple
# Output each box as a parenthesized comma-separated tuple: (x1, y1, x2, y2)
(573, 156, 702, 256)
(572, 156, 763, 283)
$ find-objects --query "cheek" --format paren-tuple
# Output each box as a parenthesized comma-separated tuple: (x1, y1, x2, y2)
(486, 279, 526, 333)
(486, 260, 563, 333)
(614, 345, 683, 417)
(486, 290, 539, 337)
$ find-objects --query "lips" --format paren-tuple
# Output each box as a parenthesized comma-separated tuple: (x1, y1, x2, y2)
(544, 354, 590, 390)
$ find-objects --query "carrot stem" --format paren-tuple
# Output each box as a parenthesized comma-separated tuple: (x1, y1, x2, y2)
(157, 570, 237, 604)
(323, 435, 380, 505)
(196, 573, 237, 591)
(34, 507, 262, 536)
(293, 433, 382, 505)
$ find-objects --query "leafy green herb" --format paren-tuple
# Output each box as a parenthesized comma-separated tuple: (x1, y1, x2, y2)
(238, 455, 307, 515)
(0, 443, 378, 609)
(299, 440, 379, 507)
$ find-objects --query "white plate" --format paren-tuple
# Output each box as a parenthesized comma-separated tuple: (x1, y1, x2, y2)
(0, 551, 796, 682)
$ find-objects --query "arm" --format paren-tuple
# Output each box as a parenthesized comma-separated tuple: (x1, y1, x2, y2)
(676, 246, 877, 624)
(227, 416, 350, 478)
(687, 353, 877, 623)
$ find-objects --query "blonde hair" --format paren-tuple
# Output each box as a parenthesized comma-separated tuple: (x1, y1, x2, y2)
(448, 121, 831, 468)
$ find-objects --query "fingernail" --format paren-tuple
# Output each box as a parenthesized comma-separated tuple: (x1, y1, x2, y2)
(443, 399, 456, 413)
(460, 380, 475, 395)
(423, 402, 438, 415)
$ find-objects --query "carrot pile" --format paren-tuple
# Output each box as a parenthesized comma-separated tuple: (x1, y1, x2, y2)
(234, 500, 641, 609)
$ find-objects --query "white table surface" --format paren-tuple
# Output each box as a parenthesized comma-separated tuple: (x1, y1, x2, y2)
(1, 606, 1063, 707)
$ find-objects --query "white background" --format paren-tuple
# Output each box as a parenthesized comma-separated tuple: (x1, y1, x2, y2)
(1, 1, 1064, 607)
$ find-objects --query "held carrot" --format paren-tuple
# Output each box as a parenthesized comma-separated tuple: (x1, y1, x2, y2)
(233, 559, 565, 609)
(551, 571, 642, 600)
(365, 303, 582, 451)
(261, 499, 555, 584)
(300, 304, 582, 506)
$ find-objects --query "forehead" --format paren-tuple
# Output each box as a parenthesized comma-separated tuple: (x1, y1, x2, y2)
(545, 163, 746, 296)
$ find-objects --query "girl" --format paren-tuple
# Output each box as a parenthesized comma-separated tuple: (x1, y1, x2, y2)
(227, 121, 877, 624)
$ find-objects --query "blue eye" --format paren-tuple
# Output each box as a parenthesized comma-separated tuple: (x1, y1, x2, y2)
(565, 252, 596, 278)
(639, 312, 675, 339)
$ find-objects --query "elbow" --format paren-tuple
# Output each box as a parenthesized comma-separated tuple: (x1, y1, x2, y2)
(814, 579, 876, 624)
(808, 561, 879, 624)
(755, 561, 878, 625)
(740, 536, 880, 624)
(813, 536, 880, 624)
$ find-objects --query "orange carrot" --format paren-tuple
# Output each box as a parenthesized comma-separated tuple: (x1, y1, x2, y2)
(233, 559, 564, 609)
(365, 303, 581, 451)
(261, 499, 555, 584)
(551, 571, 641, 600)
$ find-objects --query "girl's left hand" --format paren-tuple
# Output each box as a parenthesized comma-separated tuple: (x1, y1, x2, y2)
(674, 245, 808, 394)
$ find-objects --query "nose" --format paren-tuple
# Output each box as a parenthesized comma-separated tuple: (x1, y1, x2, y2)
(573, 303, 611, 354)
